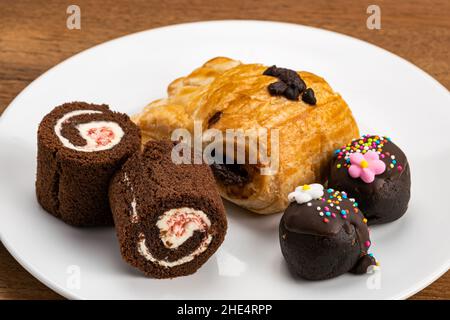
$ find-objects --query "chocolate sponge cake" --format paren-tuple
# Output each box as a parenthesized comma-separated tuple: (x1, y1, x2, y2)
(109, 140, 227, 278)
(36, 102, 141, 226)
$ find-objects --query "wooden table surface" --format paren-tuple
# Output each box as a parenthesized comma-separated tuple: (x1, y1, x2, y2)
(0, 0, 449, 300)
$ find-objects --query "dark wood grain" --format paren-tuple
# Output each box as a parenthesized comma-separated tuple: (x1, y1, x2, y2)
(0, 0, 449, 300)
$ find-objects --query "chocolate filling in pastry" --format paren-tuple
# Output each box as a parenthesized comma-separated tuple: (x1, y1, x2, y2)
(210, 162, 249, 187)
(209, 150, 251, 188)
(207, 111, 222, 128)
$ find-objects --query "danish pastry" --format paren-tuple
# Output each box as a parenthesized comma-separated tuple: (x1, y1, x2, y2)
(133, 57, 359, 214)
(36, 102, 141, 226)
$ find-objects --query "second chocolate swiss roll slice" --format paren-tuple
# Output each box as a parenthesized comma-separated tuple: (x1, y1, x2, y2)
(109, 140, 227, 278)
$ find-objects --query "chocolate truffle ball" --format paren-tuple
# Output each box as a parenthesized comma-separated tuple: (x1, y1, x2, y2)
(279, 184, 377, 280)
(328, 135, 411, 225)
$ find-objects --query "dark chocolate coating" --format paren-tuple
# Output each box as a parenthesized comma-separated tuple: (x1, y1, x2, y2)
(279, 189, 376, 280)
(328, 135, 411, 225)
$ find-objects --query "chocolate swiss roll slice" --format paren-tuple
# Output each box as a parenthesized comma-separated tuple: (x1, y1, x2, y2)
(36, 102, 141, 226)
(109, 140, 227, 278)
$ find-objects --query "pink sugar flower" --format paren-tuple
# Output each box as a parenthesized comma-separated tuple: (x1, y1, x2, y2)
(348, 151, 386, 183)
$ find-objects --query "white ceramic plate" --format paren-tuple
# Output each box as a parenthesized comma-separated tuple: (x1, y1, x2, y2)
(1, 20, 449, 300)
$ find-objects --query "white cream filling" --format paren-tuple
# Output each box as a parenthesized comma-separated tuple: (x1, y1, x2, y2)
(54, 110, 124, 152)
(137, 233, 213, 268)
(156, 207, 211, 249)
(123, 173, 139, 223)
(137, 207, 213, 268)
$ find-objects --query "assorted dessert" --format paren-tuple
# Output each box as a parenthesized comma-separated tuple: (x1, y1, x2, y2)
(133, 57, 359, 214)
(35, 57, 411, 281)
(109, 140, 227, 278)
(280, 184, 377, 280)
(36, 102, 140, 226)
(328, 135, 410, 225)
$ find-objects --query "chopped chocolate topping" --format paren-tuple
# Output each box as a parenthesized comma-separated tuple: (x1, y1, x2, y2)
(268, 81, 288, 95)
(208, 111, 222, 128)
(302, 88, 317, 105)
(263, 65, 306, 101)
(264, 66, 306, 91)
(284, 86, 300, 101)
(262, 65, 278, 77)
(211, 163, 249, 187)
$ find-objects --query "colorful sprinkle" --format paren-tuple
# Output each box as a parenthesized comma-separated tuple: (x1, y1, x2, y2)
(333, 135, 399, 179)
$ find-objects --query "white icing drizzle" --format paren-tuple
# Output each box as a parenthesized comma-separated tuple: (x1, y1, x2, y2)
(156, 207, 211, 249)
(123, 173, 139, 223)
(137, 232, 213, 268)
(54, 109, 124, 152)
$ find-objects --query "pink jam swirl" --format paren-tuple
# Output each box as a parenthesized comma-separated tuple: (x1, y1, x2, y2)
(86, 126, 115, 147)
(166, 211, 208, 238)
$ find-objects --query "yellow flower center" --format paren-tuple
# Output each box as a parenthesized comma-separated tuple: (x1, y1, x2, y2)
(360, 160, 369, 168)
(302, 184, 311, 191)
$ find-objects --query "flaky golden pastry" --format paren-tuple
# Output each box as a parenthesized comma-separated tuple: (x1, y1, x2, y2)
(133, 57, 359, 214)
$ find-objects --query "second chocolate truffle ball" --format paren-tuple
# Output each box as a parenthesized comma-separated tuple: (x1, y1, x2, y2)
(328, 135, 411, 225)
